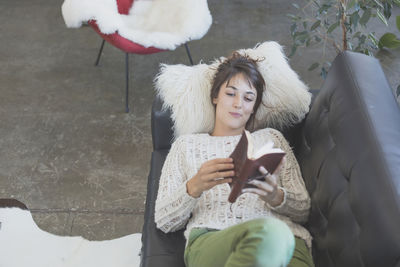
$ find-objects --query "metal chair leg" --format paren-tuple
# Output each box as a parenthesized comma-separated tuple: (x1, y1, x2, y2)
(184, 43, 194, 65)
(95, 40, 106, 66)
(125, 52, 130, 113)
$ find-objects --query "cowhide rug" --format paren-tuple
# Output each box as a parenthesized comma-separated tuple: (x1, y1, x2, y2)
(0, 204, 141, 267)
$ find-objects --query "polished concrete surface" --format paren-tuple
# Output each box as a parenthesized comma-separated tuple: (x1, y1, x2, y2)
(1, 0, 399, 240)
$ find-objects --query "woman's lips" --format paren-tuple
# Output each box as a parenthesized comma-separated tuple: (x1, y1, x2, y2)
(229, 112, 242, 118)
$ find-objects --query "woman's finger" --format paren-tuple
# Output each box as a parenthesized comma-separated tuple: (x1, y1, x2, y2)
(205, 170, 235, 181)
(248, 179, 273, 192)
(205, 163, 234, 174)
(259, 166, 269, 176)
(242, 188, 269, 196)
(264, 173, 277, 187)
(204, 158, 233, 167)
(210, 177, 232, 186)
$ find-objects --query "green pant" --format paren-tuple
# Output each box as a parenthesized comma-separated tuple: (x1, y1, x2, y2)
(184, 218, 314, 267)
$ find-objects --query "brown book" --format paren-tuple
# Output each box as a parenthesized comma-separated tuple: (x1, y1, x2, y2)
(228, 130, 286, 203)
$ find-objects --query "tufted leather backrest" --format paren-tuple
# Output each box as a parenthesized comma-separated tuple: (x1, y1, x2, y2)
(297, 51, 400, 267)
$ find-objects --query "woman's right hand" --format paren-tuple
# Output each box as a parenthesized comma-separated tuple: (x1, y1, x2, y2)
(186, 158, 235, 198)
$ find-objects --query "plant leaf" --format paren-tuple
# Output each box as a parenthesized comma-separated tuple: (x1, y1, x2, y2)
(318, 4, 332, 15)
(372, 0, 384, 9)
(292, 3, 300, 9)
(287, 14, 301, 21)
(290, 23, 297, 36)
(308, 62, 319, 71)
(327, 21, 340, 33)
(379, 33, 400, 49)
(320, 67, 328, 79)
(311, 20, 321, 31)
(359, 9, 371, 26)
(306, 37, 312, 47)
(289, 45, 297, 58)
(295, 31, 309, 43)
(383, 2, 391, 19)
(397, 16, 400, 32)
(350, 11, 360, 29)
(365, 49, 373, 56)
(347, 0, 357, 9)
(377, 9, 388, 26)
(348, 41, 353, 50)
(394, 0, 400, 7)
(353, 31, 362, 39)
(368, 33, 379, 48)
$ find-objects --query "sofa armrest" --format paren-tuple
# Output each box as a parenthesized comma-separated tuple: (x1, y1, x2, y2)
(151, 96, 174, 151)
(141, 150, 186, 267)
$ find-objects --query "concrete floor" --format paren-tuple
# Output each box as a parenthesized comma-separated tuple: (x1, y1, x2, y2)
(1, 0, 399, 241)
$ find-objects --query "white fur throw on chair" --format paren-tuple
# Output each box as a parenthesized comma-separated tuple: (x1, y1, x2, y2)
(61, 0, 212, 50)
(155, 41, 312, 138)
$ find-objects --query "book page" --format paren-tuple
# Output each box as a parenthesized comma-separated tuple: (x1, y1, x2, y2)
(244, 130, 254, 159)
(251, 140, 284, 159)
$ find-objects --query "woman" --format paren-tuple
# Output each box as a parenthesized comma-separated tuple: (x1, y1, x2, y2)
(155, 53, 314, 267)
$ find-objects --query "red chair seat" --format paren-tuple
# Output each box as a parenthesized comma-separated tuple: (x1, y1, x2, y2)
(89, 20, 164, 55)
(88, 0, 164, 55)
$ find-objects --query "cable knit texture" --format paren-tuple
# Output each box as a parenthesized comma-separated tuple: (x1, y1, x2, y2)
(155, 128, 312, 249)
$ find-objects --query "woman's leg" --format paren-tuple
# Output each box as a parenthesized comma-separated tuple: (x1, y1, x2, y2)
(287, 238, 314, 267)
(184, 217, 295, 267)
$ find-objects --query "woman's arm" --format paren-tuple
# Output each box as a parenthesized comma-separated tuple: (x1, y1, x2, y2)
(265, 129, 311, 223)
(154, 137, 199, 233)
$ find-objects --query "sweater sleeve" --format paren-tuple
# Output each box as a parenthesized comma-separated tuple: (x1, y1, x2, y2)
(154, 136, 199, 233)
(263, 129, 311, 224)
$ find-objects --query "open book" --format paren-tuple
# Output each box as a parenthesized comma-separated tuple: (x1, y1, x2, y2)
(228, 130, 286, 203)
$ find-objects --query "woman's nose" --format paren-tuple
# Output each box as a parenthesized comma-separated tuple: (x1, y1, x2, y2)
(233, 95, 242, 108)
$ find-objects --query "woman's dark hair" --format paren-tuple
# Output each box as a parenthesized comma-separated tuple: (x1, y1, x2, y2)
(210, 52, 265, 129)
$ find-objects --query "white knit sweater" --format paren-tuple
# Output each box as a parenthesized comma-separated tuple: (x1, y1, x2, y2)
(154, 128, 312, 248)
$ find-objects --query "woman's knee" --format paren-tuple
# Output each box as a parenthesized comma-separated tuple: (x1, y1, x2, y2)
(246, 218, 293, 238)
(243, 218, 295, 266)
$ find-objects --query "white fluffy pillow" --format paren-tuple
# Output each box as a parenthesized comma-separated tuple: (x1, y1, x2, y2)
(154, 41, 311, 138)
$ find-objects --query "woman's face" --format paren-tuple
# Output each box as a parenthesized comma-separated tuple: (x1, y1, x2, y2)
(212, 73, 257, 135)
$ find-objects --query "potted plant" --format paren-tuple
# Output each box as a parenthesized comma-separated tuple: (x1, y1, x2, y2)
(288, 0, 400, 97)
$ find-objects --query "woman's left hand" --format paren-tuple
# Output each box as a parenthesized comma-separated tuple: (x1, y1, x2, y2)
(242, 157, 286, 207)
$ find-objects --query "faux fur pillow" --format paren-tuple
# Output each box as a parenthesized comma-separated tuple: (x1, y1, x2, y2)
(155, 41, 312, 138)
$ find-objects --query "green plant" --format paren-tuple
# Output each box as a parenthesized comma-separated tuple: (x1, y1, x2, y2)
(288, 0, 400, 87)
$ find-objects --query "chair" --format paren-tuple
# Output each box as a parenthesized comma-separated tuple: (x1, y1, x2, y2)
(141, 51, 400, 266)
(62, 0, 212, 112)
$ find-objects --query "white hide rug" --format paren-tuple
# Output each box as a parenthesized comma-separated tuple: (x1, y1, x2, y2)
(61, 0, 212, 50)
(0, 208, 141, 267)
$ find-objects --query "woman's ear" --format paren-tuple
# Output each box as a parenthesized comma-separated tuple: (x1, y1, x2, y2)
(212, 97, 218, 105)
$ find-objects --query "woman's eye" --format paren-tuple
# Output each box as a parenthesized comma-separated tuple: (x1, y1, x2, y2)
(226, 93, 235, 96)
(245, 97, 254, 102)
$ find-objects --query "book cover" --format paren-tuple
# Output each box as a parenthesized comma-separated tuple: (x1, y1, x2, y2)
(228, 130, 285, 203)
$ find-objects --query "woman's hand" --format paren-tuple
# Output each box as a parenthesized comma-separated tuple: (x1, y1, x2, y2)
(186, 158, 234, 198)
(242, 157, 286, 207)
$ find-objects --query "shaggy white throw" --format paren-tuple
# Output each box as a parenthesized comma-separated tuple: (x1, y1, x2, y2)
(61, 0, 212, 50)
(155, 41, 312, 138)
(0, 208, 141, 267)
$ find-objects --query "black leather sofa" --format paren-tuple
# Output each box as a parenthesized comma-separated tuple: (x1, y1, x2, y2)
(141, 51, 400, 267)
